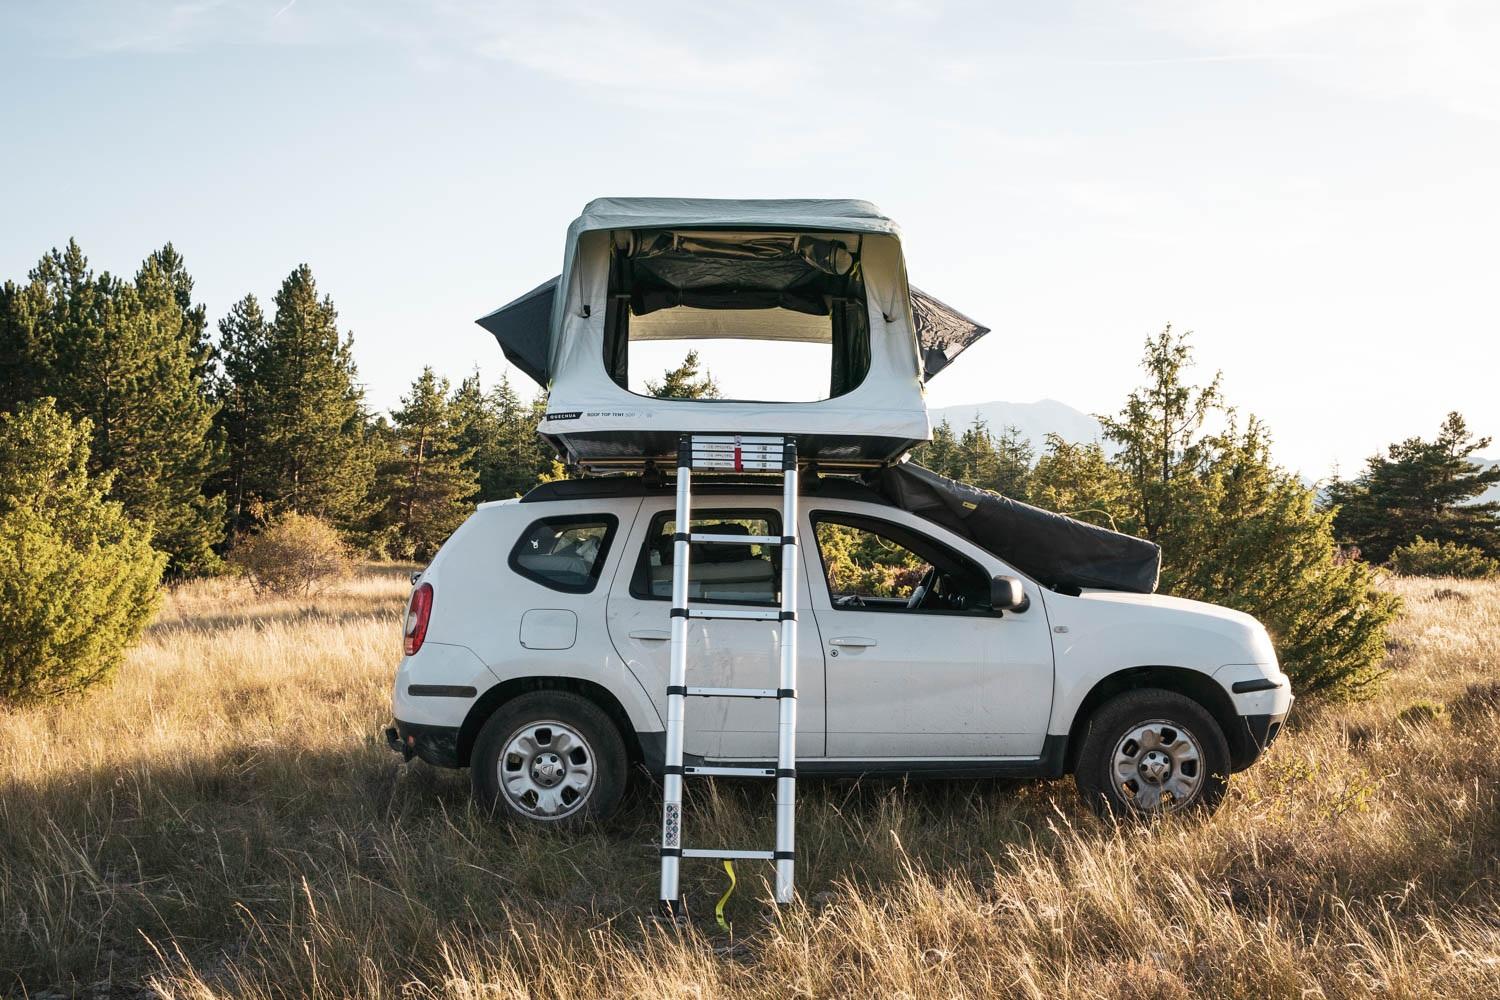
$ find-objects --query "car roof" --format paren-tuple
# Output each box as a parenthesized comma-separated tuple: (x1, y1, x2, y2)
(521, 474, 891, 507)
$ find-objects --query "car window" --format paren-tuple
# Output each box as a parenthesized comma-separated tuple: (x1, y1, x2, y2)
(509, 514, 618, 593)
(811, 513, 992, 614)
(631, 508, 781, 606)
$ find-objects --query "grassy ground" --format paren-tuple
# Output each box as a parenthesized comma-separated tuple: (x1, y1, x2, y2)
(2, 567, 1497, 998)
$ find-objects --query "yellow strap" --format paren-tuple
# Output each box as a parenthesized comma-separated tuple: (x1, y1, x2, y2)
(715, 860, 736, 932)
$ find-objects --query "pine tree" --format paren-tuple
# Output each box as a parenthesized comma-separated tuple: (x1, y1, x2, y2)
(914, 419, 963, 479)
(647, 350, 721, 399)
(374, 368, 477, 560)
(0, 279, 45, 407)
(129, 253, 227, 572)
(449, 372, 505, 499)
(990, 424, 1035, 500)
(1030, 435, 1129, 529)
(1, 241, 224, 574)
(1097, 326, 1396, 698)
(1098, 324, 1222, 544)
(958, 419, 1002, 489)
(1326, 412, 1500, 563)
(142, 243, 211, 387)
(951, 418, 1034, 498)
(915, 419, 1033, 498)
(237, 265, 373, 527)
(445, 372, 554, 501)
(0, 399, 164, 704)
(211, 294, 271, 537)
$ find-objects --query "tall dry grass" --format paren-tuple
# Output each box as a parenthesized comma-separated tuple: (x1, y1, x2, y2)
(1, 568, 1497, 998)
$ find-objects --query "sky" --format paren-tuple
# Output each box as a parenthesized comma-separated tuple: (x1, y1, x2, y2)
(2, 0, 1497, 478)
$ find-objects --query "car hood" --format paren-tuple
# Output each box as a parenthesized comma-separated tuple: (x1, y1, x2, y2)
(1075, 589, 1259, 627)
(1069, 590, 1279, 667)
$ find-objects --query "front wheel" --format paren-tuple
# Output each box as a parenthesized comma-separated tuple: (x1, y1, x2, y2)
(1074, 688, 1230, 817)
(470, 691, 628, 826)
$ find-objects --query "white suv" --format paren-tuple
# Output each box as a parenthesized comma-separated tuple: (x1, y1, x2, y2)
(387, 476, 1292, 821)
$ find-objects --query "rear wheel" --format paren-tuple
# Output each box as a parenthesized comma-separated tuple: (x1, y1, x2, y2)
(1074, 688, 1230, 817)
(471, 691, 628, 825)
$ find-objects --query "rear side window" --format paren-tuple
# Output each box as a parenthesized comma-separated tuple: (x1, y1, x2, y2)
(630, 508, 781, 605)
(509, 514, 618, 593)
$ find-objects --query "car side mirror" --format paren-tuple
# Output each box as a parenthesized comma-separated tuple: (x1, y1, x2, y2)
(991, 575, 1029, 614)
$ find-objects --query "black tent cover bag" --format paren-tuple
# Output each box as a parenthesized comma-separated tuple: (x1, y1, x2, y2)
(866, 463, 1161, 594)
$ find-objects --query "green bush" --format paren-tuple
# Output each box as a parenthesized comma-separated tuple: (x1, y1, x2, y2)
(1388, 537, 1499, 579)
(229, 511, 353, 597)
(0, 400, 165, 706)
(1088, 328, 1399, 699)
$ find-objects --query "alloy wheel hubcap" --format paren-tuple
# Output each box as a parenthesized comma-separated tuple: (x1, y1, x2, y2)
(1111, 720, 1204, 812)
(499, 721, 595, 819)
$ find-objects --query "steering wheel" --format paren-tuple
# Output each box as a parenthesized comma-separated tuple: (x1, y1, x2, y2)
(906, 566, 937, 610)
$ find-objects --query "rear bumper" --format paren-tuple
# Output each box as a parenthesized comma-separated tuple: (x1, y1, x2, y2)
(386, 719, 462, 768)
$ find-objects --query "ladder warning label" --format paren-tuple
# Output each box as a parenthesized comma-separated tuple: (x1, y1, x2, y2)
(663, 803, 681, 848)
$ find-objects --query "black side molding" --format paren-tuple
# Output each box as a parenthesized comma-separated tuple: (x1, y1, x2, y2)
(408, 684, 478, 698)
(1231, 677, 1282, 694)
(635, 732, 1070, 780)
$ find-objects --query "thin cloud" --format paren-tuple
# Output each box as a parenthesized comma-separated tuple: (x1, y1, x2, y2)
(1079, 51, 1325, 65)
(1141, 0, 1500, 121)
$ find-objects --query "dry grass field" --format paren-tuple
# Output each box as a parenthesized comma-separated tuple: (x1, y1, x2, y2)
(2, 566, 1498, 998)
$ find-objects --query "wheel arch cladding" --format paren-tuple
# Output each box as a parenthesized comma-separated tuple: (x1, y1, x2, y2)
(1066, 665, 1254, 772)
(458, 677, 642, 768)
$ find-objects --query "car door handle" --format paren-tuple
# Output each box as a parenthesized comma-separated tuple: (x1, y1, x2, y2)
(628, 628, 671, 641)
(829, 636, 878, 647)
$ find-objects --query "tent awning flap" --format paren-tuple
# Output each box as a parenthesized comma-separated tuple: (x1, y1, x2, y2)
(910, 287, 989, 380)
(476, 277, 556, 387)
(868, 462, 1162, 594)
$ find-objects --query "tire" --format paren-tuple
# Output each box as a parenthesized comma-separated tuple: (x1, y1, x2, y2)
(1074, 688, 1230, 818)
(470, 691, 628, 826)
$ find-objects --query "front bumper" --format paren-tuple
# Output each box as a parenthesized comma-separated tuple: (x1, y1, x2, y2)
(1229, 706, 1290, 771)
(385, 719, 463, 768)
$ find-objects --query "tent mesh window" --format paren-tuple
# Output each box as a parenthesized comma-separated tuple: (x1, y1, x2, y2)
(602, 229, 872, 401)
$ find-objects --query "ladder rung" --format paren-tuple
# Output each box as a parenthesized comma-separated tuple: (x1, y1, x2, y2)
(682, 848, 775, 860)
(685, 686, 778, 699)
(688, 533, 783, 545)
(686, 608, 782, 621)
(685, 765, 776, 778)
(684, 608, 783, 621)
(691, 435, 788, 447)
(690, 458, 783, 471)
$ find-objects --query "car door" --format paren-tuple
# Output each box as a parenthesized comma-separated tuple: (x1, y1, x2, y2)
(606, 500, 826, 759)
(805, 504, 1054, 758)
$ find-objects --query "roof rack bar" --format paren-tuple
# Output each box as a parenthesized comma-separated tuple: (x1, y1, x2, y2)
(575, 454, 885, 473)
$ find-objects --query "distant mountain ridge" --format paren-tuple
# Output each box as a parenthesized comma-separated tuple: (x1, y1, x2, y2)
(928, 399, 1106, 454)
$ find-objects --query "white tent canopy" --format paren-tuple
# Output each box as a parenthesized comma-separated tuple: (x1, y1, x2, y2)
(477, 198, 989, 470)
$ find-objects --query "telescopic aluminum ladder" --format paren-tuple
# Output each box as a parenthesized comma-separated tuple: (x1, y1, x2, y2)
(659, 434, 799, 915)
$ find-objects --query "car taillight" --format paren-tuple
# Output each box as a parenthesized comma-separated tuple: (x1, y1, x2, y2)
(404, 583, 433, 655)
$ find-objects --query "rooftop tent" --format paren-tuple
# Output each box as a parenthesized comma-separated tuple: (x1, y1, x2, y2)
(476, 198, 991, 471)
